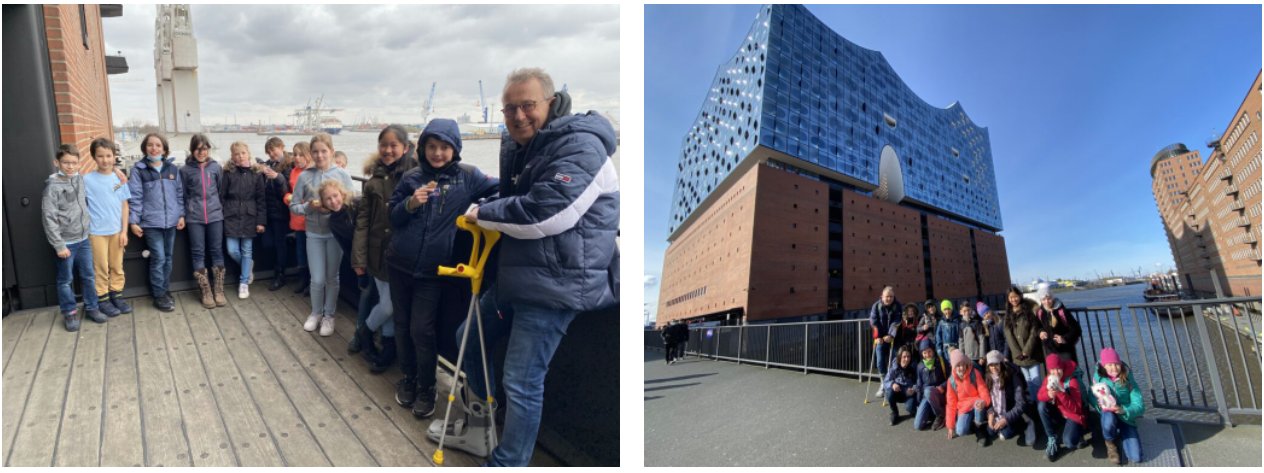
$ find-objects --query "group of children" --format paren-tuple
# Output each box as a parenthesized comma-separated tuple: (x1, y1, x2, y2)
(869, 286, 1146, 465)
(43, 119, 499, 433)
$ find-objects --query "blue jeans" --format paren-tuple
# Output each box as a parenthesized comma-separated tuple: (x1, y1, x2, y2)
(142, 227, 176, 296)
(306, 234, 341, 316)
(986, 415, 1025, 438)
(1038, 401, 1084, 448)
(1019, 365, 1042, 401)
(914, 386, 945, 430)
(874, 340, 891, 377)
(1100, 411, 1142, 462)
(955, 406, 987, 436)
(54, 239, 98, 312)
(226, 237, 254, 284)
(458, 285, 580, 467)
(368, 277, 394, 337)
(884, 388, 918, 416)
(187, 220, 225, 271)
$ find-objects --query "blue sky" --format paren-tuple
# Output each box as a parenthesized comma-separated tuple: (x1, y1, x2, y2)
(644, 4, 1261, 321)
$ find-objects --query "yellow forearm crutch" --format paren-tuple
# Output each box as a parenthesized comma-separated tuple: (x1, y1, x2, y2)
(433, 216, 500, 465)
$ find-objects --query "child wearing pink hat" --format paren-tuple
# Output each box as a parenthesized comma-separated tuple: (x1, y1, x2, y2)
(945, 348, 991, 444)
(1036, 353, 1086, 462)
(1092, 347, 1144, 465)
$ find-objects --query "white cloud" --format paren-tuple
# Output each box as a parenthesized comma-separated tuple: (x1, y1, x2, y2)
(644, 274, 657, 287)
(103, 4, 619, 127)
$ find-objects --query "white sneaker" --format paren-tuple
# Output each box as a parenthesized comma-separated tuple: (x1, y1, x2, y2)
(875, 388, 884, 397)
(304, 313, 320, 332)
(319, 316, 335, 337)
(238, 283, 250, 299)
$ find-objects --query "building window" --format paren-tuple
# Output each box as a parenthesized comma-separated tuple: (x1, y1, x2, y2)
(80, 5, 90, 49)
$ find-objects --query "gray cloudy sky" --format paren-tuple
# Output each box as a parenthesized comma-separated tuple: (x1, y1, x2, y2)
(104, 4, 619, 126)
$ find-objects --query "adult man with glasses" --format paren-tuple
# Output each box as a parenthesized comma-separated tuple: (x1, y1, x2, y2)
(436, 67, 619, 466)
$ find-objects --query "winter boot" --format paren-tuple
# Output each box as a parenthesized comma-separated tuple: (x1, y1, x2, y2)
(109, 291, 133, 314)
(293, 267, 311, 294)
(369, 337, 395, 373)
(352, 324, 379, 360)
(976, 426, 991, 447)
(1105, 440, 1121, 465)
(889, 410, 898, 426)
(269, 272, 286, 291)
(428, 385, 495, 458)
(211, 265, 228, 307)
(96, 294, 121, 318)
(931, 415, 945, 431)
(84, 307, 107, 324)
(194, 268, 215, 308)
(1045, 437, 1059, 462)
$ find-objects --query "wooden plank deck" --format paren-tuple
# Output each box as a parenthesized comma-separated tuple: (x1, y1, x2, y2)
(1, 281, 559, 467)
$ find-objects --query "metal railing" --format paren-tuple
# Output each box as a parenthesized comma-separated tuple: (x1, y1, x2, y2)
(647, 296, 1262, 426)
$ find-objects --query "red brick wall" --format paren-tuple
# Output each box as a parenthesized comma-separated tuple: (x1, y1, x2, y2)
(657, 164, 760, 326)
(45, 4, 114, 172)
(973, 229, 1011, 296)
(747, 166, 829, 321)
(839, 191, 925, 311)
(927, 216, 976, 301)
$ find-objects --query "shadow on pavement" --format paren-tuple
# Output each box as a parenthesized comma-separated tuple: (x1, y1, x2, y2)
(646, 373, 717, 385)
(645, 382, 701, 393)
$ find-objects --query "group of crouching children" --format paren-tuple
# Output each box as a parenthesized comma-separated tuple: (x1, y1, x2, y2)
(868, 286, 1146, 464)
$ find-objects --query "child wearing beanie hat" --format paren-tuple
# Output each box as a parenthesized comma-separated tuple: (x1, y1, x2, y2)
(1037, 353, 1086, 461)
(945, 348, 991, 442)
(1093, 347, 1145, 464)
(912, 338, 949, 431)
(935, 299, 962, 363)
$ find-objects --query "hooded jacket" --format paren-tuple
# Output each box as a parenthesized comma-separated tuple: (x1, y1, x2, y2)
(960, 315, 988, 361)
(984, 315, 1009, 361)
(477, 110, 619, 312)
(1092, 363, 1144, 426)
(1037, 357, 1086, 427)
(221, 163, 267, 238)
(917, 301, 940, 341)
(286, 164, 307, 231)
(128, 157, 185, 229)
(179, 157, 224, 224)
(882, 355, 920, 394)
(945, 363, 992, 432)
(42, 173, 91, 252)
(1004, 298, 1044, 367)
(1036, 298, 1082, 363)
(386, 119, 499, 279)
(869, 299, 902, 341)
(888, 315, 919, 351)
(353, 152, 420, 280)
(289, 164, 354, 236)
(256, 157, 291, 223)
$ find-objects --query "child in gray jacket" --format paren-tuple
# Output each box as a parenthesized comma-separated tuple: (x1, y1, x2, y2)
(42, 145, 104, 331)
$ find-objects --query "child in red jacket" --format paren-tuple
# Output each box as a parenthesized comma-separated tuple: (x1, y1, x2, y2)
(945, 348, 991, 444)
(1037, 353, 1086, 461)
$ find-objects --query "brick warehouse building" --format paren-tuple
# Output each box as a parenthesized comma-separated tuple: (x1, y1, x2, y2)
(3, 4, 128, 310)
(657, 4, 1011, 326)
(1149, 72, 1262, 298)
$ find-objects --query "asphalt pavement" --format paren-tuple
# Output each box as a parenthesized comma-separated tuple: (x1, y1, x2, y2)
(644, 348, 1195, 467)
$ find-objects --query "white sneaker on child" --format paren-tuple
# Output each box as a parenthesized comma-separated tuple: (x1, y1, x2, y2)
(238, 283, 250, 299)
(304, 313, 321, 332)
(319, 316, 335, 337)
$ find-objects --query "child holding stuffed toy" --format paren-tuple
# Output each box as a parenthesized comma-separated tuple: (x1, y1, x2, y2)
(1092, 347, 1144, 465)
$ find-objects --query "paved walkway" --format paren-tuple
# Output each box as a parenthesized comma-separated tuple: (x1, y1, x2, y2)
(644, 349, 1205, 467)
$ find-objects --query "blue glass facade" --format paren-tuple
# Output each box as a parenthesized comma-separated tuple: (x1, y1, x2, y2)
(669, 4, 1003, 236)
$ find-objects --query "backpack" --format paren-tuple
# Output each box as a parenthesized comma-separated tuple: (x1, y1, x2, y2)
(949, 368, 978, 392)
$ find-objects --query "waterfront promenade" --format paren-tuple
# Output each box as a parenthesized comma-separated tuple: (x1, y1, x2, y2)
(644, 348, 1260, 467)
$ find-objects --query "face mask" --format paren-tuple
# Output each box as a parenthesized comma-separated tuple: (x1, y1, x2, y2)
(146, 154, 163, 162)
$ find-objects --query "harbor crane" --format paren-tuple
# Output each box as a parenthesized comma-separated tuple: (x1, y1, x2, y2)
(421, 82, 436, 125)
(477, 80, 489, 123)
